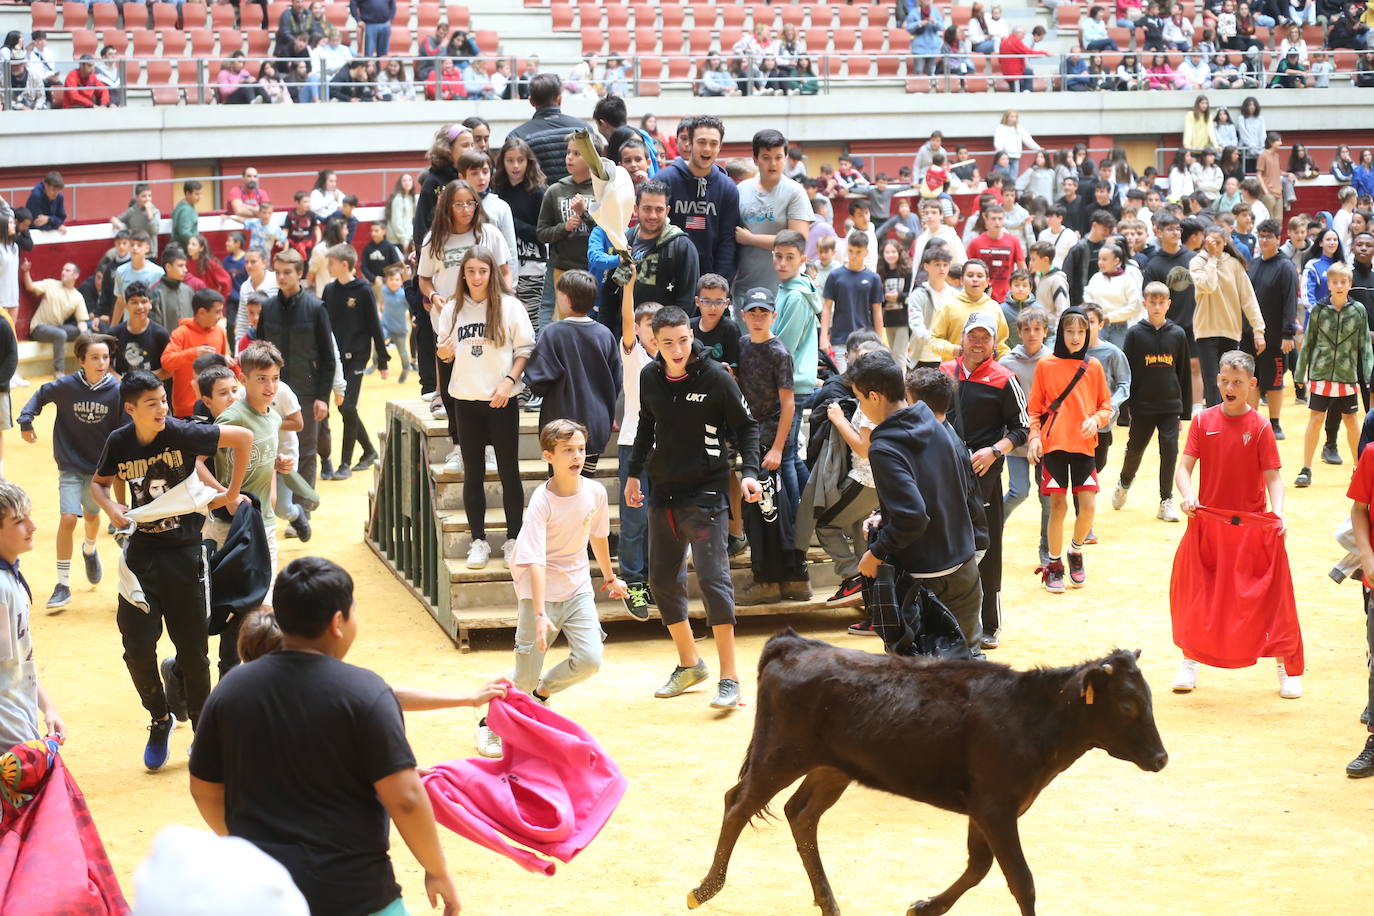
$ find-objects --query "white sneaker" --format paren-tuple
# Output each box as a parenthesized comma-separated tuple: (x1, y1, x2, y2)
(1172, 658, 1199, 693)
(430, 395, 446, 418)
(475, 721, 502, 758)
(1158, 498, 1181, 522)
(443, 448, 463, 475)
(1278, 659, 1303, 699)
(466, 538, 491, 569)
(1112, 483, 1128, 511)
(485, 446, 498, 473)
(501, 538, 516, 568)
(10, 374, 28, 388)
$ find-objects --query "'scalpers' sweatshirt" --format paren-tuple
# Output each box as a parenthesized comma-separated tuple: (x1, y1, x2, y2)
(18, 372, 125, 473)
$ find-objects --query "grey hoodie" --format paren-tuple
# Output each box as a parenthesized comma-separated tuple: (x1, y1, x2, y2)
(999, 343, 1048, 457)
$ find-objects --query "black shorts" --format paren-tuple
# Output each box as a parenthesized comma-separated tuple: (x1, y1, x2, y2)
(1255, 351, 1287, 392)
(1039, 450, 1099, 495)
(1308, 392, 1359, 414)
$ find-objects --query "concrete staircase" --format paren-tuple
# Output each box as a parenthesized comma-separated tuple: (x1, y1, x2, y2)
(368, 399, 850, 651)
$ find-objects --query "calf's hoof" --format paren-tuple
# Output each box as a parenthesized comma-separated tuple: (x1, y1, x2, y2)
(908, 900, 946, 916)
(687, 890, 702, 910)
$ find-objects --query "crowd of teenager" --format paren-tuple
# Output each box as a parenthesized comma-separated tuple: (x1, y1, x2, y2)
(2, 68, 1374, 915)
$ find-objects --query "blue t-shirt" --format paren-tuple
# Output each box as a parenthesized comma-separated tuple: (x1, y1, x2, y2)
(822, 266, 883, 343)
(381, 286, 408, 337)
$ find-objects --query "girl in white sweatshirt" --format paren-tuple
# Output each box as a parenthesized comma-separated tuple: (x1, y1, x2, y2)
(432, 245, 534, 570)
(1084, 243, 1143, 347)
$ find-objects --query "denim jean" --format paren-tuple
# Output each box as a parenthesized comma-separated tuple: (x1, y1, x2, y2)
(363, 22, 392, 57)
(617, 444, 648, 583)
(1103, 321, 1128, 349)
(296, 76, 320, 103)
(29, 321, 79, 374)
(513, 592, 603, 695)
(779, 408, 808, 522)
(1004, 454, 1032, 518)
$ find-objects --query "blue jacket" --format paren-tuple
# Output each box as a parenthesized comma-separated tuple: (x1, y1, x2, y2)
(24, 181, 66, 229)
(586, 225, 619, 286)
(1353, 164, 1374, 200)
(18, 372, 126, 474)
(653, 157, 740, 281)
(349, 0, 394, 25)
(905, 5, 945, 56)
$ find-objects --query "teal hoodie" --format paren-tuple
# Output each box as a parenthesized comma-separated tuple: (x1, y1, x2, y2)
(774, 273, 821, 396)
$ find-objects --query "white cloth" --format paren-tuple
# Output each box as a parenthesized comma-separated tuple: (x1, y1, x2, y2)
(134, 825, 309, 916)
(510, 479, 610, 603)
(272, 381, 301, 463)
(418, 225, 512, 329)
(435, 294, 535, 401)
(124, 473, 219, 524)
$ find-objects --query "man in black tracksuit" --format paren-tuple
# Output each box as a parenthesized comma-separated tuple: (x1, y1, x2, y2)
(597, 179, 700, 331)
(940, 312, 1029, 648)
(852, 350, 986, 658)
(627, 313, 761, 710)
(257, 250, 336, 491)
(321, 244, 389, 478)
(1115, 284, 1193, 516)
(1246, 221, 1300, 441)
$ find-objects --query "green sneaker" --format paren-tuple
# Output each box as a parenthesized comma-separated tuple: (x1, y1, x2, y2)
(654, 660, 709, 698)
(623, 581, 652, 621)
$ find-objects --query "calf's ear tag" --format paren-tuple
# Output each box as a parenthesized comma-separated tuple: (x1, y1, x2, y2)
(1083, 683, 1095, 705)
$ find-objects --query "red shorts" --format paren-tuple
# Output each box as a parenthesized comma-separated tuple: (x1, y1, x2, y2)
(1039, 450, 1098, 495)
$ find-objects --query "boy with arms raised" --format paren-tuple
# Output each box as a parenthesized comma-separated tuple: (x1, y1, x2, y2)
(626, 307, 762, 710)
(1172, 351, 1303, 699)
(476, 420, 628, 758)
(92, 370, 252, 771)
(18, 333, 123, 610)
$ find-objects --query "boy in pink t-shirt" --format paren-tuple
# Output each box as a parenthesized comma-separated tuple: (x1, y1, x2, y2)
(474, 419, 628, 759)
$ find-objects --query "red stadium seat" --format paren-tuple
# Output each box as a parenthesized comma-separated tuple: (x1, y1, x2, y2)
(720, 26, 742, 49)
(245, 28, 270, 55)
(837, 4, 862, 28)
(474, 29, 497, 52)
(666, 54, 692, 78)
(906, 75, 934, 92)
(832, 28, 859, 52)
(178, 58, 202, 102)
(845, 53, 871, 78)
(750, 4, 774, 29)
(61, 2, 88, 30)
(963, 53, 988, 92)
(721, 5, 745, 29)
(659, 3, 685, 30)
(688, 26, 711, 53)
(92, 1, 120, 28)
(810, 4, 834, 28)
(577, 2, 599, 27)
(122, 55, 139, 83)
(102, 29, 128, 54)
(218, 29, 242, 55)
(660, 26, 684, 53)
(392, 2, 410, 24)
(1057, 5, 1081, 27)
(188, 28, 215, 56)
(605, 2, 628, 28)
(160, 28, 187, 55)
(268, 0, 290, 21)
(550, 2, 574, 30)
(146, 60, 182, 104)
(240, 2, 266, 27)
(417, 3, 440, 29)
(689, 2, 715, 29)
(779, 6, 804, 29)
(580, 26, 602, 55)
(389, 26, 411, 54)
(183, 1, 208, 27)
(71, 28, 99, 57)
(865, 1, 890, 27)
(631, 3, 656, 29)
(950, 5, 970, 26)
(635, 26, 659, 53)
(875, 47, 902, 77)
(131, 28, 158, 57)
(1107, 26, 1132, 48)
(445, 3, 470, 29)
(1302, 24, 1324, 45)
(804, 26, 829, 52)
(324, 2, 349, 27)
(123, 2, 149, 29)
(30, 2, 58, 31)
(638, 59, 662, 95)
(151, 2, 179, 28)
(860, 27, 885, 50)
(608, 27, 630, 54)
(210, 2, 237, 27)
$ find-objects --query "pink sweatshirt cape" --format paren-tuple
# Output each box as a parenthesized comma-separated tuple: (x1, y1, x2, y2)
(422, 690, 627, 875)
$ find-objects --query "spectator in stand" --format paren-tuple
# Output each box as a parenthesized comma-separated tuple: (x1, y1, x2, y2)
(6, 53, 47, 111)
(1327, 2, 1370, 49)
(968, 1, 997, 53)
(93, 45, 123, 107)
(226, 167, 269, 220)
(993, 110, 1040, 177)
(416, 23, 449, 83)
(25, 30, 59, 95)
(351, 0, 394, 58)
(24, 172, 66, 233)
(1184, 96, 1221, 153)
(377, 58, 415, 101)
(905, 0, 945, 76)
(461, 58, 497, 100)
(655, 115, 740, 284)
(309, 170, 345, 221)
(186, 235, 233, 300)
(60, 55, 110, 109)
(20, 260, 89, 377)
(171, 181, 202, 251)
(442, 28, 481, 62)
(217, 52, 271, 104)
(999, 26, 1048, 92)
(426, 56, 465, 100)
(111, 184, 162, 259)
(274, 0, 324, 56)
(1147, 51, 1186, 89)
(1082, 5, 1119, 51)
(699, 53, 738, 96)
(0, 30, 19, 64)
(508, 74, 588, 185)
(330, 58, 376, 102)
(1237, 96, 1267, 172)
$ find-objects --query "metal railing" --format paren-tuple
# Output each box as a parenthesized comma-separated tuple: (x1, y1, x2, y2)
(4, 49, 1370, 110)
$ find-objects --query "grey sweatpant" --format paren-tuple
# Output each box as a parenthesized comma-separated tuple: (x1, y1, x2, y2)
(919, 556, 985, 658)
(649, 503, 735, 627)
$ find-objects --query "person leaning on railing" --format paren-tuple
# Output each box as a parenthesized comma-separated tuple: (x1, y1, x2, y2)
(59, 55, 110, 109)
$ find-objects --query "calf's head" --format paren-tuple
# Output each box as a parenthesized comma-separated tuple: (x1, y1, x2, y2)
(1071, 649, 1169, 773)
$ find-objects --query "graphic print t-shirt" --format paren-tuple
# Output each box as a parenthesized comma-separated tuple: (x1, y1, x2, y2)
(97, 416, 221, 545)
(110, 320, 171, 375)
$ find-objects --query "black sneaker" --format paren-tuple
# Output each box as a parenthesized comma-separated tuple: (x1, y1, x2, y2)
(82, 547, 102, 584)
(623, 581, 651, 621)
(320, 460, 336, 481)
(1066, 551, 1086, 587)
(353, 451, 378, 471)
(1271, 419, 1285, 441)
(332, 463, 353, 480)
(1362, 706, 1370, 726)
(1295, 467, 1312, 488)
(1347, 734, 1374, 778)
(144, 715, 176, 771)
(289, 511, 313, 542)
(45, 583, 71, 611)
(727, 534, 747, 556)
(1322, 444, 1343, 465)
(827, 576, 865, 607)
(160, 657, 189, 722)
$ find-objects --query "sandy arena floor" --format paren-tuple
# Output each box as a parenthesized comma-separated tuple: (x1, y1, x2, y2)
(11, 373, 1369, 915)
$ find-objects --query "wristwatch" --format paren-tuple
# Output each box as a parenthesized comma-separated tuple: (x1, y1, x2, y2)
(991, 444, 1005, 458)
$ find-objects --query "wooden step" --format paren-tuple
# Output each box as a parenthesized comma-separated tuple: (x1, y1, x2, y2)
(428, 458, 619, 485)
(429, 458, 622, 511)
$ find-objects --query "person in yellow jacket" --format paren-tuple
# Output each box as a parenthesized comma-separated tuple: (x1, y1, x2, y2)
(928, 258, 1011, 360)
(1189, 226, 1265, 406)
(1182, 94, 1221, 152)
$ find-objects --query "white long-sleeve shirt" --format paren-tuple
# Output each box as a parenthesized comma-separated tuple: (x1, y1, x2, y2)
(1085, 270, 1143, 327)
(993, 123, 1040, 159)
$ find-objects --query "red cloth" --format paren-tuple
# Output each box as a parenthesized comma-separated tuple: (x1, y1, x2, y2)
(422, 690, 626, 875)
(1182, 406, 1280, 514)
(1347, 446, 1374, 585)
(1170, 507, 1304, 674)
(966, 232, 1025, 301)
(188, 257, 234, 300)
(0, 739, 129, 915)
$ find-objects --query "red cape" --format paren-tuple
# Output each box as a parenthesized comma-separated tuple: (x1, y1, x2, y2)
(1170, 507, 1304, 675)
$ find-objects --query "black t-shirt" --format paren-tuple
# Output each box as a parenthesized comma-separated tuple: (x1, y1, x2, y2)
(96, 416, 220, 545)
(109, 320, 171, 376)
(1144, 246, 1199, 330)
(285, 209, 317, 247)
(189, 652, 416, 916)
(691, 315, 742, 370)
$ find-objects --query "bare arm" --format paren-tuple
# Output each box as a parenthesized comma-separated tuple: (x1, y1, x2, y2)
(393, 680, 507, 711)
(1263, 466, 1284, 519)
(826, 402, 869, 457)
(91, 474, 131, 528)
(189, 776, 228, 836)
(620, 265, 639, 351)
(213, 426, 254, 512)
(763, 388, 794, 470)
(36, 680, 65, 743)
(374, 769, 460, 916)
(1174, 453, 1198, 514)
(280, 408, 304, 433)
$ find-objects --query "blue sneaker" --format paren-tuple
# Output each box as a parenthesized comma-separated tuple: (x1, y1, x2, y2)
(144, 716, 176, 771)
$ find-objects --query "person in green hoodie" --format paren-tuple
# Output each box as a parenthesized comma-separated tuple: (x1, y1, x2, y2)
(771, 228, 820, 518)
(596, 179, 699, 334)
(535, 133, 598, 327)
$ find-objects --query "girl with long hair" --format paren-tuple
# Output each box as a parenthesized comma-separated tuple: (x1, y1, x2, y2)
(493, 135, 549, 333)
(185, 233, 233, 298)
(432, 246, 534, 569)
(309, 169, 344, 220)
(1288, 143, 1320, 181)
(1303, 228, 1345, 308)
(876, 238, 914, 359)
(1192, 224, 1262, 405)
(418, 179, 515, 476)
(308, 218, 348, 297)
(1218, 145, 1244, 183)
(1332, 144, 1356, 184)
(1016, 149, 1055, 203)
(1191, 148, 1224, 197)
(1169, 149, 1196, 199)
(385, 173, 416, 253)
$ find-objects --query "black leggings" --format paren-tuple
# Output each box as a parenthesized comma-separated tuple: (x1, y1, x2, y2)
(1196, 336, 1239, 407)
(1093, 429, 1113, 473)
(453, 399, 522, 541)
(339, 358, 373, 465)
(1119, 413, 1181, 500)
(409, 282, 437, 395)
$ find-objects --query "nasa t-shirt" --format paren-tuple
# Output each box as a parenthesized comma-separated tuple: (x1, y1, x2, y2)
(97, 417, 221, 545)
(109, 320, 171, 376)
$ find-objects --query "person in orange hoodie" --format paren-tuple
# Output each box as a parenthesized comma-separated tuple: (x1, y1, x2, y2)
(161, 289, 233, 418)
(1026, 307, 1111, 594)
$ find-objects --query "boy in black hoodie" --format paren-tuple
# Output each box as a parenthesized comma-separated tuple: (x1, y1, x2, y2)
(1114, 282, 1193, 523)
(851, 350, 986, 658)
(321, 243, 388, 478)
(626, 306, 761, 711)
(596, 179, 700, 330)
(524, 270, 621, 475)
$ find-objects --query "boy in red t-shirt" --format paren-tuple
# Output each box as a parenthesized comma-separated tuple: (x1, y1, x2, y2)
(966, 204, 1026, 303)
(1172, 349, 1302, 698)
(1343, 439, 1374, 777)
